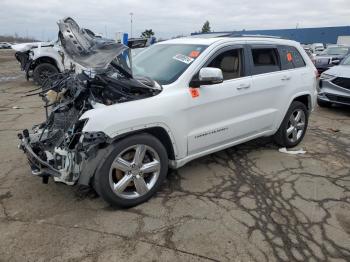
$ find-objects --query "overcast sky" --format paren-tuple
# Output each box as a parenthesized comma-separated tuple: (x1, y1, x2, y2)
(0, 0, 349, 40)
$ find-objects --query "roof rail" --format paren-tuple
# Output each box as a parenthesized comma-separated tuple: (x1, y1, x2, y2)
(227, 34, 283, 39)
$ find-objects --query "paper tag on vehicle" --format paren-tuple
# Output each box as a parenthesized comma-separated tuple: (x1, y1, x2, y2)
(173, 54, 194, 64)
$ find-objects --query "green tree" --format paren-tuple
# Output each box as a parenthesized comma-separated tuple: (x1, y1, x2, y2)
(141, 29, 155, 38)
(201, 21, 211, 33)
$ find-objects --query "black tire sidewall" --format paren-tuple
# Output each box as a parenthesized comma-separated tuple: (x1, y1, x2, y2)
(33, 63, 58, 85)
(94, 133, 169, 208)
(277, 101, 309, 148)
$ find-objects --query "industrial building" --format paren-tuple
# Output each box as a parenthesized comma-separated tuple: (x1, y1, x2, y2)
(191, 26, 350, 44)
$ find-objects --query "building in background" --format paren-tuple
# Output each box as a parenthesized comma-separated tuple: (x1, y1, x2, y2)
(191, 26, 350, 45)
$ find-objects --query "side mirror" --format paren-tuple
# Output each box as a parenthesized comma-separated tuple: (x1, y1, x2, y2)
(190, 67, 223, 87)
(332, 59, 340, 65)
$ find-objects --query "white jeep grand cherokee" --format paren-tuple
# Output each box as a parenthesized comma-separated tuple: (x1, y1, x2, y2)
(87, 37, 317, 206)
(19, 19, 317, 207)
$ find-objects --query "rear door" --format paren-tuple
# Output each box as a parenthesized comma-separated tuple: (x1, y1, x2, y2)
(247, 44, 293, 131)
(278, 45, 311, 114)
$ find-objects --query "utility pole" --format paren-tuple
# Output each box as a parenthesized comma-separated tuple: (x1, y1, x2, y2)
(129, 12, 134, 39)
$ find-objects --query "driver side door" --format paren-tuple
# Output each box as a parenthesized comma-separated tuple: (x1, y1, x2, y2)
(186, 45, 255, 155)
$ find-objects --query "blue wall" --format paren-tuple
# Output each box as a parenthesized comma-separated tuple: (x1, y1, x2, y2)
(191, 26, 350, 44)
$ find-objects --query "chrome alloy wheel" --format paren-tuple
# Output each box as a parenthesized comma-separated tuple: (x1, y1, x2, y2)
(286, 109, 306, 143)
(109, 144, 161, 199)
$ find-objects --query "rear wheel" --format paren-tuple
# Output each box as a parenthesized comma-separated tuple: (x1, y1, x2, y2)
(317, 98, 332, 108)
(273, 101, 309, 148)
(94, 133, 168, 207)
(33, 63, 59, 86)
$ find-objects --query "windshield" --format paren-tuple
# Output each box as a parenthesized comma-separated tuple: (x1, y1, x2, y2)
(341, 55, 350, 65)
(321, 47, 349, 56)
(132, 44, 207, 85)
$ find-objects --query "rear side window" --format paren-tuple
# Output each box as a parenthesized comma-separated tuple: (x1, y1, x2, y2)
(251, 48, 281, 75)
(280, 46, 306, 69)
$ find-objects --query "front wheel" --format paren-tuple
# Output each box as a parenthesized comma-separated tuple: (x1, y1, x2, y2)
(32, 63, 59, 86)
(94, 133, 168, 207)
(273, 101, 309, 148)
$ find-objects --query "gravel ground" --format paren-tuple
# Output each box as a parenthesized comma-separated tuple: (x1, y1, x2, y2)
(0, 49, 350, 262)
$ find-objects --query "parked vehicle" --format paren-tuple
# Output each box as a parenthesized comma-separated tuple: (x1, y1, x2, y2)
(18, 17, 317, 207)
(310, 43, 324, 54)
(12, 41, 72, 85)
(337, 36, 350, 46)
(305, 49, 316, 65)
(314, 45, 350, 74)
(318, 54, 350, 107)
(0, 42, 11, 49)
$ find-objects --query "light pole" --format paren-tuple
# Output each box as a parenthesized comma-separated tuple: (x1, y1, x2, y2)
(129, 12, 134, 39)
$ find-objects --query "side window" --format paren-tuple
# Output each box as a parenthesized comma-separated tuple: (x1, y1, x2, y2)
(207, 49, 244, 81)
(280, 46, 306, 69)
(251, 48, 281, 75)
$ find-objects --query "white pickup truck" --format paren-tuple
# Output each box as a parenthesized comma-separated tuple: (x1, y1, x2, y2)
(12, 41, 72, 85)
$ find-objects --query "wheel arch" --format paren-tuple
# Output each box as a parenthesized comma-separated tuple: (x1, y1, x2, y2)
(110, 126, 177, 161)
(292, 94, 312, 112)
(275, 92, 312, 132)
(31, 56, 61, 72)
(78, 126, 177, 186)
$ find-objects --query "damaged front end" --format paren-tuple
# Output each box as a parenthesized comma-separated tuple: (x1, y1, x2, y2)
(18, 17, 162, 186)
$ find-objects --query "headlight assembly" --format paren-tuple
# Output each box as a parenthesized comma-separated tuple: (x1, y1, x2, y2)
(320, 73, 336, 80)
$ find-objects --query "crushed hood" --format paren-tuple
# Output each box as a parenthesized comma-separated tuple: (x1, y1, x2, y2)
(57, 17, 130, 73)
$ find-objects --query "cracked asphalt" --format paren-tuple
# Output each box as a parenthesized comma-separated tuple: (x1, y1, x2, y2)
(1, 49, 350, 261)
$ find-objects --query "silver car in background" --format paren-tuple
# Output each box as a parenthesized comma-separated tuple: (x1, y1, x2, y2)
(318, 55, 350, 107)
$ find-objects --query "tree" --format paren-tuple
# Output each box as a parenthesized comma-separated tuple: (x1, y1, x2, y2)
(141, 29, 155, 38)
(201, 21, 211, 33)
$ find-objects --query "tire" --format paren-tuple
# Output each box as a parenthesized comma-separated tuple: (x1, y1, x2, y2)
(32, 63, 59, 86)
(317, 98, 332, 108)
(273, 101, 309, 148)
(94, 133, 168, 207)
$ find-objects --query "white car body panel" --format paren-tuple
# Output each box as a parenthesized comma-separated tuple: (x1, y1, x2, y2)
(11, 42, 51, 52)
(80, 37, 317, 168)
(324, 65, 350, 77)
(12, 41, 79, 73)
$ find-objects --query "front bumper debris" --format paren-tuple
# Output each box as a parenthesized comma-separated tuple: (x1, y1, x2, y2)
(18, 129, 60, 183)
(18, 128, 110, 185)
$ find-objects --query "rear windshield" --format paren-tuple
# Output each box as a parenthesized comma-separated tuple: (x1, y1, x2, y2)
(132, 44, 207, 85)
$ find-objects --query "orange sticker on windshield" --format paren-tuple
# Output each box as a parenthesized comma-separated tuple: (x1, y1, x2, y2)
(287, 52, 293, 62)
(189, 50, 200, 58)
(189, 88, 200, 98)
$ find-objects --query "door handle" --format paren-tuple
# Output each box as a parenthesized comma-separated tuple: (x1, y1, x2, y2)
(281, 75, 291, 81)
(237, 83, 251, 90)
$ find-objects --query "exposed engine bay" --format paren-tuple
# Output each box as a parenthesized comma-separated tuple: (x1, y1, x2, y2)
(18, 17, 162, 185)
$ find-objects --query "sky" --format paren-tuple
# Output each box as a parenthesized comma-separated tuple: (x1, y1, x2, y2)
(0, 0, 349, 40)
